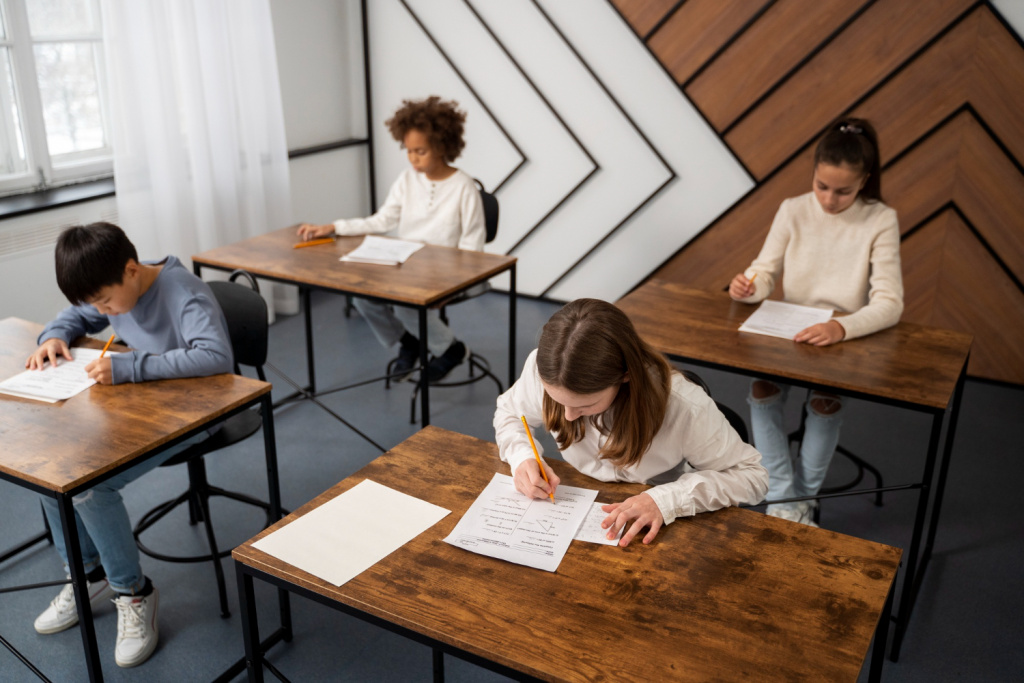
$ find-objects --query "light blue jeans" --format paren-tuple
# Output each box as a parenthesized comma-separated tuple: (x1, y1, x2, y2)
(747, 380, 843, 504)
(352, 298, 455, 357)
(40, 431, 210, 594)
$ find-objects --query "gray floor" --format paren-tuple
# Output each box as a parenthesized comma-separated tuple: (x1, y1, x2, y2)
(1, 290, 1021, 682)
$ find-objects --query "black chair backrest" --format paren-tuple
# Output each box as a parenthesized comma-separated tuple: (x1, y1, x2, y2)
(475, 178, 499, 243)
(207, 271, 268, 372)
(680, 368, 749, 443)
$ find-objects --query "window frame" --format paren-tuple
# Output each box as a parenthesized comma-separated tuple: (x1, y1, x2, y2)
(0, 0, 112, 197)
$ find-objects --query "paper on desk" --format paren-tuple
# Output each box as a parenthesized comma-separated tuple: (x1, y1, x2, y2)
(339, 235, 425, 266)
(574, 502, 624, 546)
(738, 300, 834, 340)
(0, 348, 118, 403)
(444, 473, 597, 572)
(252, 479, 449, 586)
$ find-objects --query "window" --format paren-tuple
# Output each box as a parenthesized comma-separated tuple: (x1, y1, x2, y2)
(0, 0, 110, 196)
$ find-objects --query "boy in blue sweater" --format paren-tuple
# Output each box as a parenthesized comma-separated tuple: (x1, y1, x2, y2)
(25, 222, 232, 668)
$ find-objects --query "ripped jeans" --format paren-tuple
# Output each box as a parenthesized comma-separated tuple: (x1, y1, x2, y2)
(39, 431, 209, 594)
(747, 380, 843, 506)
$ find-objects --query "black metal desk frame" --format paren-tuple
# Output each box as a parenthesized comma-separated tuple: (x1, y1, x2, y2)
(0, 392, 283, 683)
(674, 352, 968, 662)
(192, 263, 517, 429)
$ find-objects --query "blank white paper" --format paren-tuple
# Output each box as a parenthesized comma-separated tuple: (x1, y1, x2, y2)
(252, 479, 450, 586)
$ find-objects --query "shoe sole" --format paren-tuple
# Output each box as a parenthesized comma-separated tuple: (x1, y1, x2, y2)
(34, 585, 116, 635)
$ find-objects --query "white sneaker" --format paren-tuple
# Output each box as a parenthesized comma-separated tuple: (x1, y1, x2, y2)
(34, 577, 115, 634)
(766, 501, 819, 527)
(113, 588, 159, 668)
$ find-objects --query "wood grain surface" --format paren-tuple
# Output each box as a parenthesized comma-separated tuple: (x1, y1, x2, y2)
(191, 227, 516, 306)
(234, 426, 900, 682)
(0, 318, 270, 492)
(616, 282, 971, 410)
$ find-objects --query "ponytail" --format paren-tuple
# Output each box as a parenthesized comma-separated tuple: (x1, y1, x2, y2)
(814, 118, 882, 202)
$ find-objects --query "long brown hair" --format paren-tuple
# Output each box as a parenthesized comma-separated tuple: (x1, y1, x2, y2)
(537, 299, 672, 468)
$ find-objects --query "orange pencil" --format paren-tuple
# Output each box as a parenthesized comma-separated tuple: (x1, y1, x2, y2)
(521, 415, 555, 503)
(99, 334, 115, 359)
(749, 272, 758, 284)
(293, 237, 335, 249)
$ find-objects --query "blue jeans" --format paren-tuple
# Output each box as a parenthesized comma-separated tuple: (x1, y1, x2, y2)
(747, 380, 843, 505)
(352, 298, 455, 357)
(40, 431, 210, 594)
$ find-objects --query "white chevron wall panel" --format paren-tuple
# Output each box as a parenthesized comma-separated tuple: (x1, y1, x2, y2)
(366, 0, 754, 301)
(542, 0, 753, 301)
(366, 0, 522, 205)
(400, 0, 596, 260)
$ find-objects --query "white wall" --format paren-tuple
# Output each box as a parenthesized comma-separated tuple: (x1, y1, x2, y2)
(1, 0, 369, 322)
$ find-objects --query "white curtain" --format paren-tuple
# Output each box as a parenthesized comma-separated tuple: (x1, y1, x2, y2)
(101, 0, 291, 264)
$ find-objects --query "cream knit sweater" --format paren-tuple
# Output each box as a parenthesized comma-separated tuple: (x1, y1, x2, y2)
(332, 168, 485, 251)
(737, 192, 903, 340)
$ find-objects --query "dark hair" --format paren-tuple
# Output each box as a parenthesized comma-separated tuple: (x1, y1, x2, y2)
(814, 117, 882, 202)
(55, 222, 138, 305)
(385, 96, 467, 163)
(537, 299, 672, 468)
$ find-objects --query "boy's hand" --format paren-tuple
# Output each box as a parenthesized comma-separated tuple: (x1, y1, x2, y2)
(85, 357, 113, 385)
(296, 223, 335, 241)
(26, 338, 72, 370)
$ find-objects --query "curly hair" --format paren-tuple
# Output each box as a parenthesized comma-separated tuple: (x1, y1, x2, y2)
(385, 96, 467, 163)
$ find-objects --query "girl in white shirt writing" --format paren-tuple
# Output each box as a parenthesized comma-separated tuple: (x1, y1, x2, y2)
(494, 299, 768, 547)
(729, 118, 904, 526)
(298, 96, 485, 382)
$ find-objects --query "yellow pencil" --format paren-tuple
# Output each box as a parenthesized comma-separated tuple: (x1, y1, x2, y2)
(521, 415, 555, 503)
(99, 334, 115, 359)
(749, 272, 758, 284)
(293, 237, 335, 249)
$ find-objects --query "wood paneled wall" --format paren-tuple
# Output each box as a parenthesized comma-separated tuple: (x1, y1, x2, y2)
(612, 0, 1024, 385)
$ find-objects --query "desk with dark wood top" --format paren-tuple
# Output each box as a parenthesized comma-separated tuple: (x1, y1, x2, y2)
(233, 426, 900, 683)
(616, 281, 973, 661)
(191, 226, 518, 428)
(0, 317, 280, 682)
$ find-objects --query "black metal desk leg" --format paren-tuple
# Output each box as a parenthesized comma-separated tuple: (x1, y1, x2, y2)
(58, 494, 104, 682)
(261, 395, 282, 523)
(433, 648, 444, 682)
(302, 287, 317, 395)
(508, 264, 516, 387)
(259, 393, 293, 641)
(922, 362, 968, 566)
(236, 564, 264, 683)
(890, 412, 944, 661)
(870, 570, 896, 683)
(419, 307, 430, 427)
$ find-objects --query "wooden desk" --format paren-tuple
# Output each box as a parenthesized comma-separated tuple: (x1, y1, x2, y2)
(192, 226, 518, 428)
(0, 318, 281, 682)
(616, 281, 972, 660)
(234, 426, 900, 682)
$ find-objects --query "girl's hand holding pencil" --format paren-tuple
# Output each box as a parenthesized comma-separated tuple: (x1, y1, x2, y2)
(514, 416, 560, 501)
(729, 272, 757, 300)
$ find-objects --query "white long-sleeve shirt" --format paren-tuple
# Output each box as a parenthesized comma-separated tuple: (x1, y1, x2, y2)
(333, 168, 485, 251)
(736, 192, 903, 340)
(494, 350, 769, 524)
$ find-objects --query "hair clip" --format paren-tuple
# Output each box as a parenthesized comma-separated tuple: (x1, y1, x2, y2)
(840, 124, 863, 135)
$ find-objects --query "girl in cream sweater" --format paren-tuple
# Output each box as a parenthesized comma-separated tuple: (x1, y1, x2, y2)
(729, 118, 903, 526)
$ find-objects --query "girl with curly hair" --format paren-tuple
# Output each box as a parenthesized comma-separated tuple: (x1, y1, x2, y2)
(298, 96, 485, 382)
